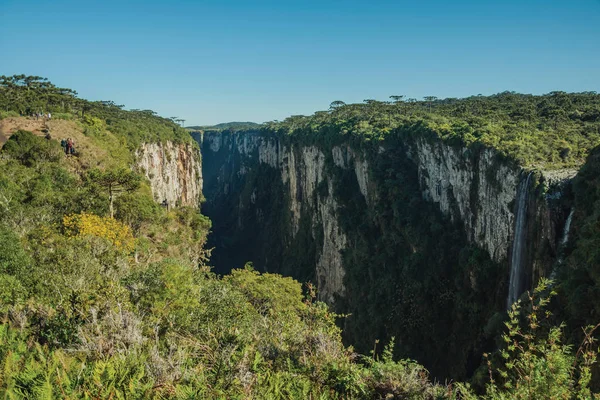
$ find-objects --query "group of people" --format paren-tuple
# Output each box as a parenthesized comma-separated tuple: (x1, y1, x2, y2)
(60, 138, 76, 155)
(31, 112, 51, 120)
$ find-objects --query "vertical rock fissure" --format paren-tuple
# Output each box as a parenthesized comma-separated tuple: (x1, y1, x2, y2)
(548, 207, 575, 282)
(507, 172, 533, 308)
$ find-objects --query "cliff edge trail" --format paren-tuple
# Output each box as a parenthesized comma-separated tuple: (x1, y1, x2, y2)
(0, 117, 48, 146)
(0, 117, 106, 167)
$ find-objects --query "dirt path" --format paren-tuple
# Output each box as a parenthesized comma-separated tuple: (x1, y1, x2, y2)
(0, 117, 48, 146)
(0, 117, 118, 172)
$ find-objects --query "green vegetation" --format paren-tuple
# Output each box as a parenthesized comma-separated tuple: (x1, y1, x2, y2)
(250, 92, 600, 170)
(85, 168, 142, 218)
(557, 145, 600, 353)
(187, 121, 261, 131)
(332, 144, 504, 380)
(202, 90, 600, 392)
(0, 75, 193, 149)
(457, 279, 600, 399)
(202, 131, 506, 380)
(1, 77, 600, 397)
(0, 129, 453, 398)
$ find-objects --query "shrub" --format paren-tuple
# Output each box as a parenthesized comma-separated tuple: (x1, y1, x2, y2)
(0, 225, 30, 277)
(114, 189, 160, 233)
(52, 112, 73, 120)
(63, 212, 136, 253)
(1, 130, 62, 166)
(0, 274, 27, 309)
(457, 279, 600, 399)
(0, 110, 19, 119)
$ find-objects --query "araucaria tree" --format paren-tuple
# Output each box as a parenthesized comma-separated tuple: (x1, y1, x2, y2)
(424, 95, 438, 112)
(86, 168, 141, 218)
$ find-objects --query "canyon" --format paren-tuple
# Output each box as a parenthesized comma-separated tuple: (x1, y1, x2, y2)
(163, 128, 579, 378)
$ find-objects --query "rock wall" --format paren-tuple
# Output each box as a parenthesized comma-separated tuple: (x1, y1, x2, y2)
(201, 132, 365, 303)
(136, 141, 203, 208)
(408, 138, 571, 305)
(198, 130, 576, 379)
(200, 131, 570, 305)
(410, 138, 520, 263)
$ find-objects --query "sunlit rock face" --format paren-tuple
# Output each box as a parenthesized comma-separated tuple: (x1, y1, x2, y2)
(136, 141, 203, 208)
(410, 138, 570, 305)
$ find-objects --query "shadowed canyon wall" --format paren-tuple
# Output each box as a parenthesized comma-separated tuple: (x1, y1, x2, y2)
(196, 129, 572, 379)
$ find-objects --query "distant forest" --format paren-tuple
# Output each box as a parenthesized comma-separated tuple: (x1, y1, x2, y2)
(247, 91, 600, 170)
(186, 121, 261, 131)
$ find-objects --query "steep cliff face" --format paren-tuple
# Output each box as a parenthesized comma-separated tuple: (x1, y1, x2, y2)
(409, 139, 566, 307)
(202, 132, 380, 303)
(136, 141, 203, 208)
(198, 130, 571, 379)
(411, 138, 519, 263)
(201, 132, 565, 298)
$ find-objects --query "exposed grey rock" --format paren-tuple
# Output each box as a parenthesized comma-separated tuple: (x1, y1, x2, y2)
(200, 131, 572, 308)
(411, 138, 519, 263)
(136, 142, 202, 208)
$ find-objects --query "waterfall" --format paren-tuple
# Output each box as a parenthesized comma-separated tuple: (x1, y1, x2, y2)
(507, 172, 533, 308)
(551, 208, 575, 279)
(560, 208, 575, 249)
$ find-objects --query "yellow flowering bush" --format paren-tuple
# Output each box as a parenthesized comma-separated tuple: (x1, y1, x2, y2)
(63, 212, 135, 253)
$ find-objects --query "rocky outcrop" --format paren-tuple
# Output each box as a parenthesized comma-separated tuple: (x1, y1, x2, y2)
(409, 138, 575, 305)
(136, 141, 202, 208)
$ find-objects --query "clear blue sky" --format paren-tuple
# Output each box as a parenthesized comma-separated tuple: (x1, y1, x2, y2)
(1, 0, 599, 125)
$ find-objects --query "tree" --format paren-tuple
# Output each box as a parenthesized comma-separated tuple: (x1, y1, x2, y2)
(63, 212, 136, 253)
(363, 99, 385, 122)
(329, 100, 346, 111)
(85, 168, 141, 218)
(424, 96, 438, 112)
(1, 130, 62, 166)
(389, 95, 405, 104)
(390, 95, 406, 116)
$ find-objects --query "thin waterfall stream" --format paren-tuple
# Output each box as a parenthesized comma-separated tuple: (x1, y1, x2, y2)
(560, 208, 575, 250)
(507, 172, 533, 308)
(550, 207, 575, 280)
